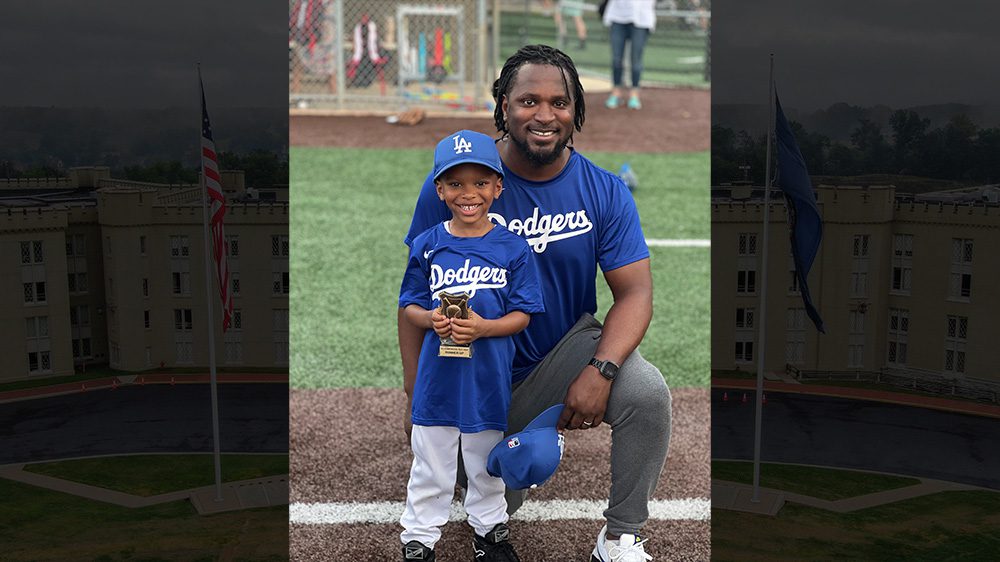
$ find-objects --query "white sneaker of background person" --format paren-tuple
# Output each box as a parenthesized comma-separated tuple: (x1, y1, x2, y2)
(592, 525, 652, 562)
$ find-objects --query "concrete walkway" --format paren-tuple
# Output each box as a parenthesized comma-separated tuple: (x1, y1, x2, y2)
(713, 476, 981, 516)
(0, 462, 288, 515)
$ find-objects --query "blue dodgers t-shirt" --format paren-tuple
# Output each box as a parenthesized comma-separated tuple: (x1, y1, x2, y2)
(405, 149, 649, 383)
(399, 223, 545, 433)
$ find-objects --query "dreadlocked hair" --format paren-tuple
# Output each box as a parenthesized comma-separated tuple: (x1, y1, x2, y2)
(492, 44, 586, 136)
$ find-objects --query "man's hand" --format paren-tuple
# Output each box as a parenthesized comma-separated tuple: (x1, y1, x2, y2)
(558, 366, 612, 430)
(449, 311, 488, 345)
(431, 308, 451, 338)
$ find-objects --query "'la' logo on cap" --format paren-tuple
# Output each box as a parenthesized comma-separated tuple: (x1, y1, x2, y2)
(507, 437, 520, 448)
(453, 134, 473, 154)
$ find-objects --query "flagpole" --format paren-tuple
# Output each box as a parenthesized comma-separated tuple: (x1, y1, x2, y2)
(752, 54, 775, 503)
(198, 63, 224, 502)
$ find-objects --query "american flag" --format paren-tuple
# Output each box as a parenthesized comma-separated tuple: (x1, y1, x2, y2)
(200, 76, 233, 331)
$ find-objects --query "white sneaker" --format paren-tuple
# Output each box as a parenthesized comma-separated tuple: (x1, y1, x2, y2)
(591, 525, 652, 562)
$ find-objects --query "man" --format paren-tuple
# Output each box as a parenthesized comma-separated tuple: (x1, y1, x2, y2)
(400, 44, 670, 562)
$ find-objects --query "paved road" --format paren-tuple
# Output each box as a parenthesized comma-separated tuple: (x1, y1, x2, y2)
(0, 384, 288, 464)
(711, 389, 1000, 490)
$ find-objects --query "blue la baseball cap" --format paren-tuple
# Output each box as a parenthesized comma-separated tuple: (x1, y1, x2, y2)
(487, 404, 565, 490)
(432, 130, 504, 181)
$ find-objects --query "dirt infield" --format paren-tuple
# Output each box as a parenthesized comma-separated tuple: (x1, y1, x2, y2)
(290, 88, 709, 154)
(289, 387, 709, 561)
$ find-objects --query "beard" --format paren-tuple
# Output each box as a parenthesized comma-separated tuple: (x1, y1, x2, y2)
(509, 130, 570, 166)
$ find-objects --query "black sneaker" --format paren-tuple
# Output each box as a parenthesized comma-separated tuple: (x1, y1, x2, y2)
(403, 540, 435, 561)
(472, 523, 521, 561)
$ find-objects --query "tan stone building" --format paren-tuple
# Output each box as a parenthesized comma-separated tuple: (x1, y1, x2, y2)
(1, 167, 288, 382)
(712, 184, 1000, 383)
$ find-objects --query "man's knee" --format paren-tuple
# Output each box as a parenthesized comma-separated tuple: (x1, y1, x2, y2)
(617, 356, 671, 424)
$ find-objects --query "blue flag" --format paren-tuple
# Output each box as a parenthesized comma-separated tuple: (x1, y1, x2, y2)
(775, 94, 825, 332)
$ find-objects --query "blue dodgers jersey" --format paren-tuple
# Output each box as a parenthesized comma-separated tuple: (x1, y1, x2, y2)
(405, 150, 649, 382)
(399, 223, 545, 432)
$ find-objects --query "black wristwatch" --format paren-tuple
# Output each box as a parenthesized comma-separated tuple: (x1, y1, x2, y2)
(589, 357, 620, 382)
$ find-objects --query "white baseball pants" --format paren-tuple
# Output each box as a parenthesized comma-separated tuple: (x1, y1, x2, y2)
(400, 425, 508, 548)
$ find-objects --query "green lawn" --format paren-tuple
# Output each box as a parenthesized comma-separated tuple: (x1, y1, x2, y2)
(290, 146, 709, 389)
(0, 478, 287, 562)
(25, 454, 288, 497)
(712, 461, 920, 501)
(712, 491, 1000, 561)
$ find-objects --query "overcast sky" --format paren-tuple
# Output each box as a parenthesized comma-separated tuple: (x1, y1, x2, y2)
(712, 0, 1000, 110)
(0, 1, 286, 110)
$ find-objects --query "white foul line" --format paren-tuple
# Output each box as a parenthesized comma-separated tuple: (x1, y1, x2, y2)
(646, 239, 710, 248)
(290, 498, 710, 525)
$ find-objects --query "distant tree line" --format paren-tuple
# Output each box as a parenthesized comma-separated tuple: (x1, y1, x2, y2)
(713, 110, 1000, 186)
(3, 150, 288, 188)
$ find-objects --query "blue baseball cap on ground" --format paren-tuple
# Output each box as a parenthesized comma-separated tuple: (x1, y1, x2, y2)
(487, 404, 566, 490)
(432, 130, 504, 181)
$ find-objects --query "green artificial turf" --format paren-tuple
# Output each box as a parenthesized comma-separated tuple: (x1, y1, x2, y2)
(24, 454, 288, 497)
(290, 146, 708, 389)
(0, 478, 287, 561)
(712, 461, 920, 501)
(712, 490, 1000, 561)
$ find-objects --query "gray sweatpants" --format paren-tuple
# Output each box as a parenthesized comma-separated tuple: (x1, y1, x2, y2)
(467, 313, 672, 536)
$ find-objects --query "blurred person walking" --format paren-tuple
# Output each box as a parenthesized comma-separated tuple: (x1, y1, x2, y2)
(602, 0, 656, 110)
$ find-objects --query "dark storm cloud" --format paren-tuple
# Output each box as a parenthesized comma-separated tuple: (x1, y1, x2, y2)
(0, 1, 286, 109)
(713, 0, 1000, 110)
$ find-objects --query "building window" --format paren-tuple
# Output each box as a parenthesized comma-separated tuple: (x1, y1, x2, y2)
(70, 305, 90, 327)
(174, 309, 193, 331)
(66, 234, 86, 257)
(891, 234, 913, 295)
(736, 270, 756, 294)
(227, 235, 240, 258)
(144, 310, 150, 329)
(949, 238, 973, 301)
(273, 271, 290, 295)
(171, 269, 191, 295)
(786, 308, 806, 364)
(736, 307, 754, 329)
(272, 234, 289, 257)
(170, 235, 190, 257)
(850, 234, 870, 298)
(139, 235, 147, 255)
(26, 316, 49, 338)
(274, 309, 289, 365)
(735, 339, 754, 363)
(72, 337, 92, 359)
(738, 233, 757, 256)
(142, 278, 149, 297)
(232, 272, 241, 296)
(28, 351, 51, 373)
(23, 281, 46, 304)
(887, 308, 909, 367)
(847, 309, 866, 368)
(944, 315, 968, 374)
(232, 309, 243, 330)
(21, 240, 44, 264)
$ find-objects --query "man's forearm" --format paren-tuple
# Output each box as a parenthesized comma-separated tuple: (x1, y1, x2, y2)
(594, 259, 653, 365)
(398, 307, 424, 397)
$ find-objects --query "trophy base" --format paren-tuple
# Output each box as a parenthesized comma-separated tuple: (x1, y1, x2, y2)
(439, 345, 473, 358)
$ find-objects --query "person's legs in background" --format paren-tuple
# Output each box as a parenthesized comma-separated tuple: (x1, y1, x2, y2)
(627, 26, 650, 109)
(607, 22, 629, 108)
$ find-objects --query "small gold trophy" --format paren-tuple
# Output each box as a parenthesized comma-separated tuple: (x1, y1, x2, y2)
(438, 291, 473, 358)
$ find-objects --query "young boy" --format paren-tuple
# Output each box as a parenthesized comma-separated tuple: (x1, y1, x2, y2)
(398, 130, 544, 562)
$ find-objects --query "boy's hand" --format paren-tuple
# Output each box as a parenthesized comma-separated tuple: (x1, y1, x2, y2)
(449, 311, 488, 345)
(430, 308, 452, 338)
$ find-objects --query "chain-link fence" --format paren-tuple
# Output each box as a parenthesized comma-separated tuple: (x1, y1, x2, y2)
(289, 0, 709, 112)
(290, 0, 494, 112)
